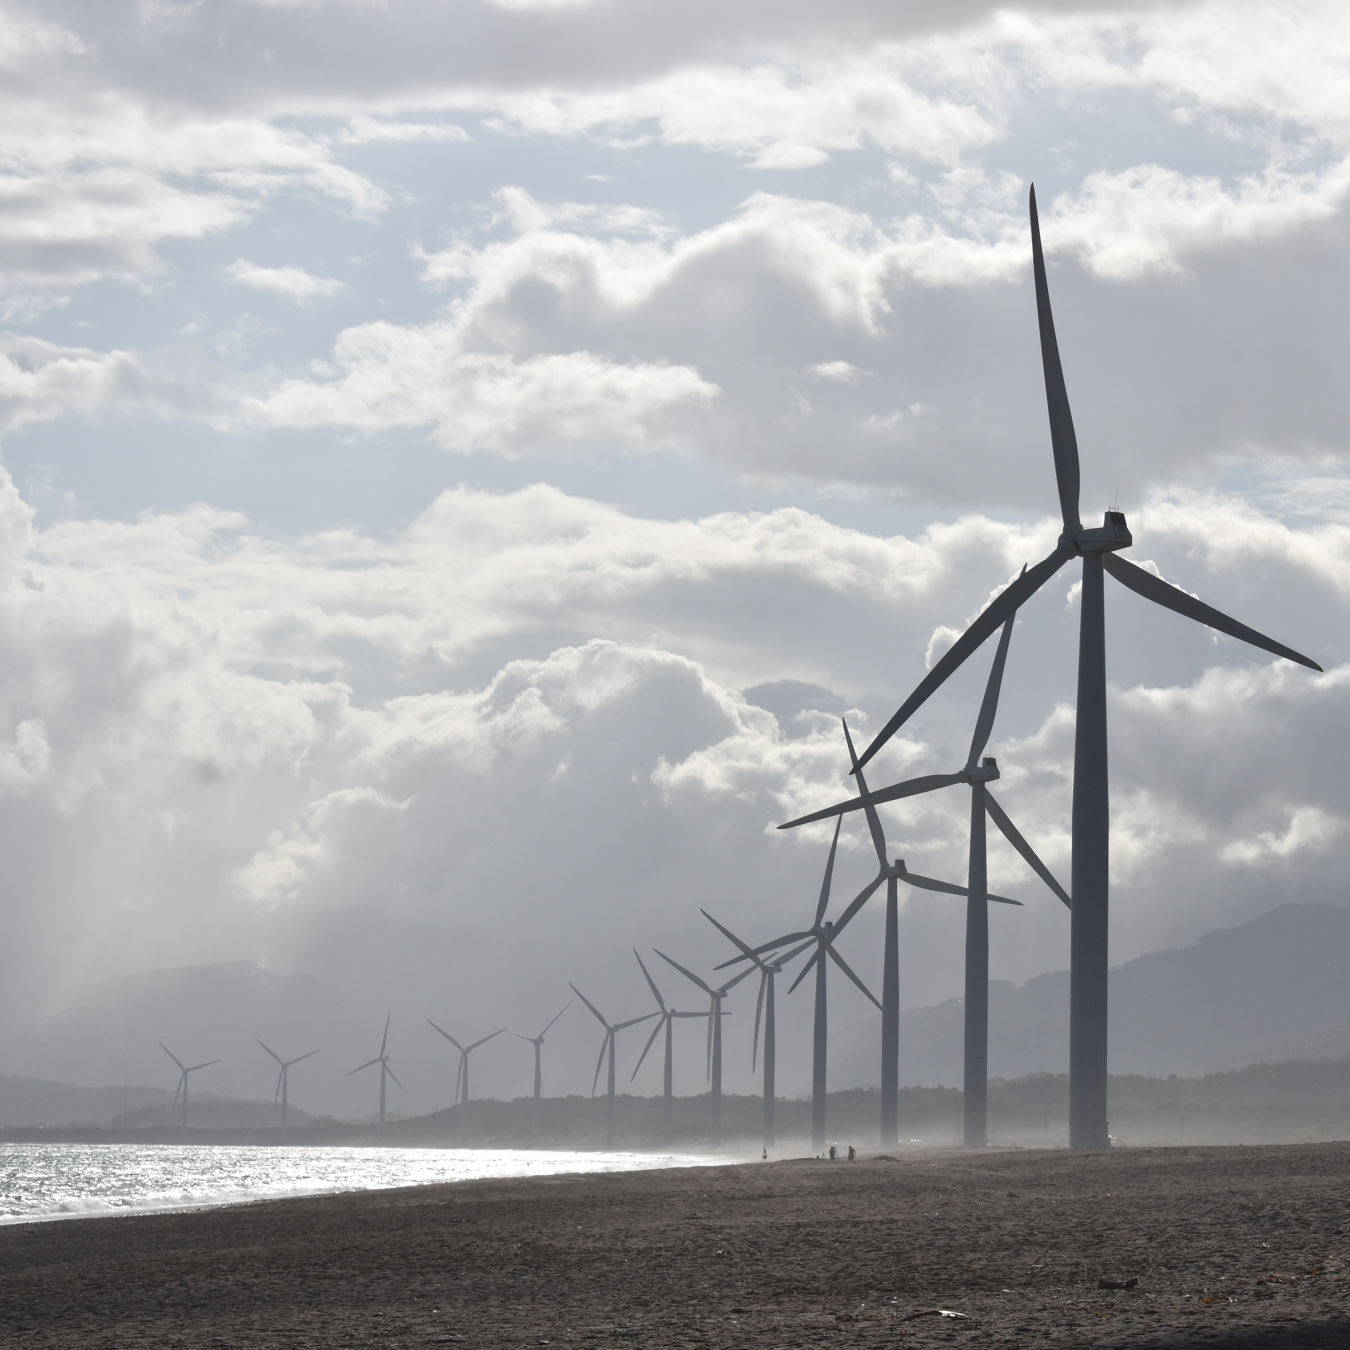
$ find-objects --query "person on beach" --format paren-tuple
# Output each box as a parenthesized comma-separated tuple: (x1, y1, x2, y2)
(847, 1145, 856, 1162)
(829, 1145, 837, 1161)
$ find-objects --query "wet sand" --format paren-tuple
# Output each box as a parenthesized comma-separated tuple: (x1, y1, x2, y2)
(1, 1142, 1348, 1347)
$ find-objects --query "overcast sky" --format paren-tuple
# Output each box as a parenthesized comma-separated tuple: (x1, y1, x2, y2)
(0, 0, 1346, 1111)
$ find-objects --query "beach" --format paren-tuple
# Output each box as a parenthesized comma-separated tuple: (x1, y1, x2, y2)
(1, 1142, 1347, 1347)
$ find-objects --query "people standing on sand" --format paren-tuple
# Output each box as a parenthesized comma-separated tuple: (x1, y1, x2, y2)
(847, 1145, 856, 1162)
(829, 1144, 837, 1161)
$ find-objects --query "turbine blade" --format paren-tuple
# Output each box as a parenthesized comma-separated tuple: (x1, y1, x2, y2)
(1103, 553, 1321, 671)
(786, 944, 823, 996)
(254, 1037, 283, 1067)
(507, 1031, 534, 1042)
(633, 950, 666, 1011)
(380, 1011, 390, 1058)
(814, 815, 842, 929)
(348, 1057, 381, 1076)
(713, 929, 815, 969)
(752, 972, 766, 1072)
(984, 790, 1072, 910)
(159, 1043, 185, 1073)
(829, 871, 887, 940)
(386, 1065, 405, 1092)
(842, 719, 888, 870)
(1029, 183, 1082, 532)
(706, 997, 714, 1080)
(274, 1068, 284, 1104)
(539, 1001, 572, 1039)
(779, 936, 817, 964)
(288, 1049, 320, 1067)
(701, 910, 767, 970)
(614, 1011, 659, 1030)
(655, 948, 714, 996)
(856, 543, 1074, 772)
(467, 1029, 505, 1052)
(827, 944, 882, 1011)
(779, 772, 968, 830)
(427, 1020, 465, 1054)
(172, 1072, 184, 1107)
(592, 1032, 610, 1097)
(717, 963, 756, 994)
(968, 602, 1017, 767)
(630, 1016, 665, 1081)
(899, 869, 970, 898)
(455, 1057, 464, 1105)
(188, 1060, 221, 1072)
(569, 982, 611, 1030)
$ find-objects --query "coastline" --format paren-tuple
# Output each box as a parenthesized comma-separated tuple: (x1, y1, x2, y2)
(2, 1142, 1348, 1346)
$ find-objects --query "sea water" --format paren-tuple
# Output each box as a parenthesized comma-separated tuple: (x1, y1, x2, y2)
(0, 1142, 706, 1225)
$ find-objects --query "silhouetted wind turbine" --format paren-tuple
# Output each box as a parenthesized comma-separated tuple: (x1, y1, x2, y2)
(159, 1043, 220, 1141)
(654, 951, 754, 1148)
(630, 950, 708, 1146)
(254, 1039, 319, 1143)
(726, 819, 880, 1150)
(780, 619, 1068, 1148)
(569, 983, 656, 1148)
(509, 1001, 572, 1145)
(702, 911, 811, 1151)
(347, 1012, 403, 1142)
(851, 184, 1321, 1149)
(427, 1022, 504, 1145)
(770, 770, 1023, 1148)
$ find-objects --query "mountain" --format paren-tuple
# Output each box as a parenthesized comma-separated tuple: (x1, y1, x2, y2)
(833, 903, 1350, 1087)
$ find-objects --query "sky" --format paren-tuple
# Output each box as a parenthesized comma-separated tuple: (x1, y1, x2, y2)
(0, 0, 1348, 1116)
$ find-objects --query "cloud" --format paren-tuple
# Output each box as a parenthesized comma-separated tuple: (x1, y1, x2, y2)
(225, 259, 346, 300)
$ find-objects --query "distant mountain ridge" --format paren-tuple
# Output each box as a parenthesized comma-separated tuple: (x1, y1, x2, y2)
(835, 903, 1350, 1087)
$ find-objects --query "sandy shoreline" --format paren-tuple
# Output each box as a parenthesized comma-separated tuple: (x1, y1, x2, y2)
(1, 1142, 1347, 1347)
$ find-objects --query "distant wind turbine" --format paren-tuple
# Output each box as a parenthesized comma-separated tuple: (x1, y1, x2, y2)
(630, 950, 709, 1146)
(159, 1043, 220, 1141)
(509, 1001, 572, 1145)
(653, 951, 754, 1148)
(347, 1012, 402, 1142)
(569, 983, 657, 1148)
(702, 911, 811, 1151)
(724, 818, 881, 1150)
(254, 1039, 319, 1143)
(850, 185, 1321, 1149)
(428, 1022, 504, 1145)
(780, 625, 1067, 1148)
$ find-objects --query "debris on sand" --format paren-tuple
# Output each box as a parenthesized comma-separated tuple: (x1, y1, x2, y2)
(1098, 1277, 1139, 1290)
(899, 1309, 969, 1321)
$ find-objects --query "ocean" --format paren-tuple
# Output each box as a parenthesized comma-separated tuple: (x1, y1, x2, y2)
(0, 1141, 706, 1224)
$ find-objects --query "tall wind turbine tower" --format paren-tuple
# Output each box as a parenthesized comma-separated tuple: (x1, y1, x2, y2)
(852, 185, 1321, 1149)
(509, 1002, 572, 1145)
(348, 1012, 402, 1142)
(630, 951, 707, 1146)
(159, 1043, 220, 1141)
(428, 1022, 503, 1145)
(654, 952, 753, 1147)
(254, 1039, 319, 1143)
(569, 983, 656, 1149)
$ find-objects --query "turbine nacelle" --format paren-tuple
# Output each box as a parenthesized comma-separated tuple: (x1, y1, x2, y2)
(1072, 510, 1132, 555)
(962, 756, 1000, 785)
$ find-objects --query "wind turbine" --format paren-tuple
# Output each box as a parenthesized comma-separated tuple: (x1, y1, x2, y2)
(509, 1001, 572, 1146)
(653, 951, 754, 1148)
(851, 184, 1321, 1149)
(702, 912, 811, 1151)
(569, 983, 657, 1148)
(630, 950, 710, 1146)
(159, 1043, 220, 1141)
(254, 1039, 319, 1143)
(347, 1012, 403, 1142)
(427, 1022, 504, 1145)
(725, 818, 882, 1150)
(780, 617, 1069, 1148)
